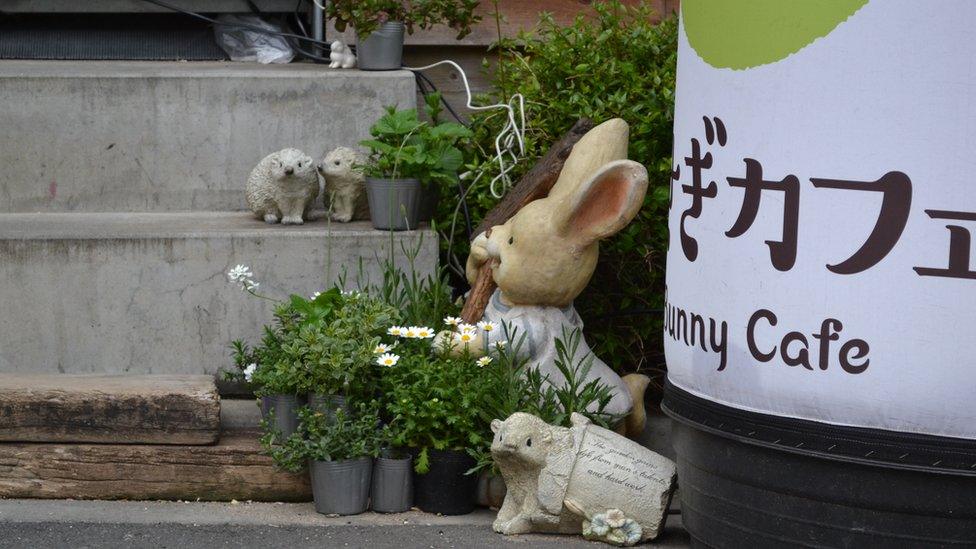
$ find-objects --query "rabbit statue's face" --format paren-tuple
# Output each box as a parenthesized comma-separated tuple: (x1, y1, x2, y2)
(468, 119, 649, 307)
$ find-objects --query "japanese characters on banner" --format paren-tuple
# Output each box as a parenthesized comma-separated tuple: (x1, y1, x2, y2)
(666, 0, 976, 439)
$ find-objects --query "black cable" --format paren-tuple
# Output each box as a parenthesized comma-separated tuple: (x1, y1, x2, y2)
(138, 0, 332, 48)
(411, 70, 468, 126)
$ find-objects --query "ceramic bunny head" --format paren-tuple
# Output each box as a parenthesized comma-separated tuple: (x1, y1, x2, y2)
(466, 119, 648, 307)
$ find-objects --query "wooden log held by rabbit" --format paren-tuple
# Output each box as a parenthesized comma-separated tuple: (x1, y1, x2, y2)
(458, 118, 649, 426)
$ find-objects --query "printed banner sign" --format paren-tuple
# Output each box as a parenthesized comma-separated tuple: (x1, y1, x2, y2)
(666, 0, 976, 439)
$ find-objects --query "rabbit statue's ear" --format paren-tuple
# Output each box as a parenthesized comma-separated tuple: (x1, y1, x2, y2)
(556, 159, 648, 243)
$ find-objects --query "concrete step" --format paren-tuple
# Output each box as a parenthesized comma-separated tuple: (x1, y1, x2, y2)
(0, 60, 414, 213)
(0, 374, 220, 445)
(0, 212, 437, 376)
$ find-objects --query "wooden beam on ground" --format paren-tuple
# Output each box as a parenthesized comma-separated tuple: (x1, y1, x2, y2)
(0, 374, 220, 445)
(0, 431, 311, 502)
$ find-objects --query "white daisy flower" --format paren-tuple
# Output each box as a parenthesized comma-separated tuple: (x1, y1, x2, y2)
(387, 326, 405, 337)
(376, 353, 400, 367)
(404, 326, 420, 338)
(227, 264, 252, 282)
(443, 316, 461, 326)
(477, 321, 497, 333)
(458, 323, 478, 335)
(416, 326, 435, 339)
(454, 331, 476, 344)
(227, 264, 259, 291)
(373, 343, 393, 354)
(476, 356, 493, 367)
(243, 363, 257, 382)
(494, 340, 508, 350)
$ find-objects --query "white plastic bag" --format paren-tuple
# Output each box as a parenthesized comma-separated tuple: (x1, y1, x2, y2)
(214, 15, 295, 64)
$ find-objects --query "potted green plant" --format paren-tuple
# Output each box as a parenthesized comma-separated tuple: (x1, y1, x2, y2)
(327, 0, 481, 70)
(270, 404, 384, 515)
(377, 320, 498, 515)
(360, 101, 471, 230)
(302, 290, 398, 420)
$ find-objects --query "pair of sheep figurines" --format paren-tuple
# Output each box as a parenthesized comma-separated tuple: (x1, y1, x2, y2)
(245, 147, 366, 225)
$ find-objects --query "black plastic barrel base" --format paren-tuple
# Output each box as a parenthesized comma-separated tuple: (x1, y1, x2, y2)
(411, 449, 478, 516)
(665, 386, 976, 548)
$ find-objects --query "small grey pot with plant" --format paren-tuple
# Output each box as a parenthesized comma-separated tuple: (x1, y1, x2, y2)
(360, 95, 472, 231)
(327, 0, 480, 71)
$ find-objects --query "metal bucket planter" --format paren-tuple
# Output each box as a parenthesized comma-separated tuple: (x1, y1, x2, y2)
(356, 22, 405, 71)
(412, 449, 478, 515)
(307, 393, 348, 422)
(260, 394, 306, 438)
(371, 450, 413, 513)
(366, 177, 421, 231)
(310, 457, 373, 515)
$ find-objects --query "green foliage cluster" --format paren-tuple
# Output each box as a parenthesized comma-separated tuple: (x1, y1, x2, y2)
(379, 331, 499, 473)
(264, 403, 387, 471)
(473, 327, 622, 472)
(360, 94, 473, 186)
(327, 0, 480, 39)
(441, 2, 678, 393)
(229, 289, 399, 398)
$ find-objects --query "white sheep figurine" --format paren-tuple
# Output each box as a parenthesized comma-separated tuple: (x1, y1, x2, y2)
(317, 146, 369, 222)
(245, 148, 318, 225)
(329, 41, 356, 69)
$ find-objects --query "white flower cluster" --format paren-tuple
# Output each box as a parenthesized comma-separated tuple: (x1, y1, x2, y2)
(227, 264, 259, 292)
(387, 325, 435, 339)
(582, 509, 642, 546)
(243, 363, 257, 382)
(444, 317, 508, 349)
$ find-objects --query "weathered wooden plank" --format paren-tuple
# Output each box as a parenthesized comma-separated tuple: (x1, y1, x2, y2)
(0, 431, 311, 502)
(0, 374, 220, 445)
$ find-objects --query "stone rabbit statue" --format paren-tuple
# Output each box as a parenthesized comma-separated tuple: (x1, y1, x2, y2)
(317, 146, 369, 222)
(329, 40, 357, 69)
(460, 119, 649, 420)
(245, 148, 318, 225)
(490, 412, 676, 544)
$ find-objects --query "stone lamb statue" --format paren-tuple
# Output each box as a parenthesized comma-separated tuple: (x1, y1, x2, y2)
(317, 146, 369, 222)
(490, 412, 676, 545)
(451, 119, 649, 423)
(246, 148, 318, 225)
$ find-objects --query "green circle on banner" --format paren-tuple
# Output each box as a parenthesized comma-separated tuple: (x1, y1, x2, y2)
(682, 0, 868, 69)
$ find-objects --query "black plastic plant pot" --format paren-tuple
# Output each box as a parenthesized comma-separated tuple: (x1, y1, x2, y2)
(365, 177, 421, 231)
(260, 394, 306, 438)
(411, 449, 478, 515)
(310, 457, 372, 516)
(663, 382, 976, 548)
(371, 452, 413, 513)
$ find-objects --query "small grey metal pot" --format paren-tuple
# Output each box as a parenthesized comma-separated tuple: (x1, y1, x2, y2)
(366, 177, 421, 231)
(356, 22, 405, 70)
(307, 393, 349, 422)
(310, 457, 373, 515)
(260, 394, 306, 438)
(371, 452, 413, 513)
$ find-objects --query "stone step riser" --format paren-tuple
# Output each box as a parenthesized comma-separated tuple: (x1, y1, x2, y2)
(0, 61, 414, 213)
(0, 213, 437, 376)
